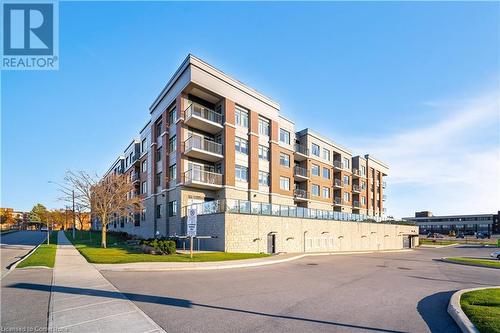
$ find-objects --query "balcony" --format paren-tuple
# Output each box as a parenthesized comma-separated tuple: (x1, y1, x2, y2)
(334, 179, 342, 188)
(293, 189, 308, 201)
(333, 160, 342, 170)
(383, 195, 387, 201)
(294, 144, 309, 161)
(184, 103, 223, 134)
(294, 165, 309, 181)
(353, 200, 360, 208)
(130, 172, 140, 183)
(352, 168, 360, 178)
(334, 197, 342, 206)
(184, 169, 223, 190)
(352, 184, 361, 193)
(184, 135, 223, 162)
(382, 181, 387, 189)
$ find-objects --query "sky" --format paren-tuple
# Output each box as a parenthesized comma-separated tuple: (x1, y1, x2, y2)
(1, 1, 499, 218)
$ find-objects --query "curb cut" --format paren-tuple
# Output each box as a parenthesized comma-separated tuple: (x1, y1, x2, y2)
(448, 286, 500, 333)
(96, 249, 413, 272)
(440, 257, 500, 270)
(3, 241, 46, 278)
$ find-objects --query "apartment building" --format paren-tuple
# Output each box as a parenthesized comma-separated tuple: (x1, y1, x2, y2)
(101, 54, 415, 253)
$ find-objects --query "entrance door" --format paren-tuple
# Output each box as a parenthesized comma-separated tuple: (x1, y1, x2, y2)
(403, 236, 410, 249)
(267, 233, 276, 254)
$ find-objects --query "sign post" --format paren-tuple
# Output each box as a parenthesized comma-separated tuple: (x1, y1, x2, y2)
(187, 208, 197, 259)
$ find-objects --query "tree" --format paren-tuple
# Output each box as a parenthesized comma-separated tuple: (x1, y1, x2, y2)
(29, 204, 49, 223)
(0, 208, 15, 227)
(61, 171, 142, 248)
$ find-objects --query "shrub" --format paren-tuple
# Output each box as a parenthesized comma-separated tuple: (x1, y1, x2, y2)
(140, 238, 176, 255)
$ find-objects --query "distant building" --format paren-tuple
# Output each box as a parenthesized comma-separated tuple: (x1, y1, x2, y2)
(403, 211, 499, 235)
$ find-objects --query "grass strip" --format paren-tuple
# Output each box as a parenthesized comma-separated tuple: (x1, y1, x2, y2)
(460, 288, 500, 333)
(17, 231, 58, 268)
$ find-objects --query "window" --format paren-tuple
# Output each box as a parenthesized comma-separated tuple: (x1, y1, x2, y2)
(155, 172, 162, 187)
(280, 176, 290, 191)
(343, 175, 350, 186)
(312, 184, 320, 196)
(258, 171, 270, 186)
(168, 107, 177, 125)
(169, 135, 176, 153)
(280, 153, 290, 167)
(235, 165, 248, 182)
(323, 187, 330, 198)
(235, 106, 248, 127)
(312, 143, 320, 157)
(258, 145, 270, 161)
(141, 160, 147, 173)
(156, 147, 162, 162)
(343, 157, 350, 169)
(323, 167, 330, 179)
(169, 164, 177, 181)
(343, 192, 350, 203)
(311, 164, 320, 176)
(362, 196, 366, 205)
(322, 148, 330, 161)
(168, 201, 177, 217)
(156, 204, 162, 218)
(140, 209, 146, 221)
(141, 181, 147, 194)
(156, 121, 162, 137)
(235, 137, 249, 155)
(361, 181, 366, 190)
(141, 138, 147, 153)
(361, 165, 366, 176)
(129, 152, 133, 162)
(279, 129, 290, 145)
(258, 117, 270, 136)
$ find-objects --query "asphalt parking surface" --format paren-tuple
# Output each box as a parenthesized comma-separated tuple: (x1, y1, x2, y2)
(103, 246, 499, 333)
(1, 231, 47, 277)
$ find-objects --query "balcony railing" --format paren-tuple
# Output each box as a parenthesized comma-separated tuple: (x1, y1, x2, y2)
(353, 200, 360, 208)
(333, 160, 342, 169)
(382, 181, 387, 189)
(293, 188, 308, 199)
(352, 184, 360, 192)
(185, 135, 223, 156)
(184, 169, 222, 186)
(334, 179, 342, 187)
(352, 168, 360, 177)
(185, 103, 222, 125)
(295, 144, 309, 156)
(334, 197, 342, 205)
(382, 195, 387, 201)
(130, 172, 140, 182)
(294, 165, 309, 178)
(184, 198, 394, 223)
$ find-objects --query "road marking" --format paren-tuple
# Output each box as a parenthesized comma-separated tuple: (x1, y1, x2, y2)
(52, 298, 123, 314)
(58, 310, 137, 329)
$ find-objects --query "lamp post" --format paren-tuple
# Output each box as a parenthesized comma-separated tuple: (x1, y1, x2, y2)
(72, 189, 76, 239)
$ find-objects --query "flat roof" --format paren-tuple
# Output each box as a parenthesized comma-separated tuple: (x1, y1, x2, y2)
(296, 128, 352, 155)
(403, 213, 494, 220)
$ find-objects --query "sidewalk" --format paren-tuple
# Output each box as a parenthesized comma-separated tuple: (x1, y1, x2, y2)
(49, 231, 165, 333)
(96, 249, 413, 272)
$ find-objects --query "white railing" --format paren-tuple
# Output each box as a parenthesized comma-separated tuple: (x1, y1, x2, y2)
(185, 103, 222, 125)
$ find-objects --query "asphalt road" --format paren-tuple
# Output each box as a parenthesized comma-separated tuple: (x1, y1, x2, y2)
(1, 231, 47, 278)
(103, 246, 500, 333)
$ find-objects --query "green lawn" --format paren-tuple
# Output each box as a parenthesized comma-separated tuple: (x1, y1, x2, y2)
(65, 230, 270, 264)
(460, 288, 500, 333)
(420, 239, 457, 246)
(446, 257, 500, 269)
(17, 232, 58, 268)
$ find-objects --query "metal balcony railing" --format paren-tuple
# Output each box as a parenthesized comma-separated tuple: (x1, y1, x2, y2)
(295, 144, 309, 156)
(185, 135, 223, 155)
(130, 172, 140, 182)
(353, 201, 360, 208)
(293, 188, 308, 199)
(185, 103, 222, 125)
(334, 197, 342, 205)
(333, 160, 343, 169)
(184, 169, 222, 186)
(353, 184, 360, 192)
(334, 179, 342, 187)
(294, 165, 308, 178)
(352, 168, 359, 176)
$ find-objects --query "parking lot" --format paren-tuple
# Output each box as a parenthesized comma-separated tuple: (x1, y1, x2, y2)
(103, 246, 499, 333)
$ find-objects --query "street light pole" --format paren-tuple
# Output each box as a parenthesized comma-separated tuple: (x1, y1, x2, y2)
(72, 189, 76, 239)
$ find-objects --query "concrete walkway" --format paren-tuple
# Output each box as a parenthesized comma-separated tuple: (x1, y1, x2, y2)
(96, 249, 413, 272)
(49, 232, 165, 333)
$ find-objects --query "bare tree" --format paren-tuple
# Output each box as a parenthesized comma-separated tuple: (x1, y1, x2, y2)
(61, 171, 142, 248)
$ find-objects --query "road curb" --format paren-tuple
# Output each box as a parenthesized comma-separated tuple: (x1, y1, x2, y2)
(447, 286, 500, 333)
(419, 243, 458, 248)
(96, 249, 413, 272)
(439, 257, 500, 270)
(4, 241, 46, 278)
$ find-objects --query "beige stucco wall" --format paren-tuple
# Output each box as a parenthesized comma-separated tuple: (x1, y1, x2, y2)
(196, 213, 418, 253)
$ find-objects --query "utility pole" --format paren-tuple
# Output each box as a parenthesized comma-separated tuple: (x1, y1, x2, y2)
(72, 189, 76, 239)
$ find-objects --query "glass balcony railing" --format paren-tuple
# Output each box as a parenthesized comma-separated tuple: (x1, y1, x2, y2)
(353, 184, 361, 192)
(185, 103, 222, 125)
(333, 160, 342, 169)
(185, 135, 223, 155)
(184, 169, 222, 186)
(295, 144, 309, 156)
(294, 165, 308, 178)
(293, 188, 308, 199)
(334, 179, 342, 187)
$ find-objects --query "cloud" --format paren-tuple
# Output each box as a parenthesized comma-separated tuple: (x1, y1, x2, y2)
(350, 91, 500, 218)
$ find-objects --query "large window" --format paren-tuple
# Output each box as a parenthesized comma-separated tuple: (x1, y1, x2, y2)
(258, 117, 270, 136)
(168, 201, 177, 217)
(141, 181, 147, 194)
(155, 172, 162, 187)
(141, 138, 147, 153)
(362, 196, 366, 205)
(156, 121, 162, 137)
(323, 187, 330, 198)
(156, 148, 162, 162)
(169, 164, 177, 181)
(258, 171, 270, 186)
(323, 167, 331, 179)
(235, 137, 249, 155)
(258, 145, 270, 161)
(312, 184, 320, 196)
(156, 204, 162, 218)
(343, 192, 350, 203)
(361, 165, 366, 176)
(280, 153, 290, 167)
(169, 135, 176, 153)
(312, 143, 320, 157)
(235, 165, 248, 182)
(322, 148, 330, 161)
(235, 106, 249, 128)
(311, 164, 320, 176)
(141, 160, 147, 173)
(280, 176, 290, 191)
(168, 106, 177, 125)
(343, 157, 350, 169)
(343, 175, 350, 186)
(279, 129, 290, 145)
